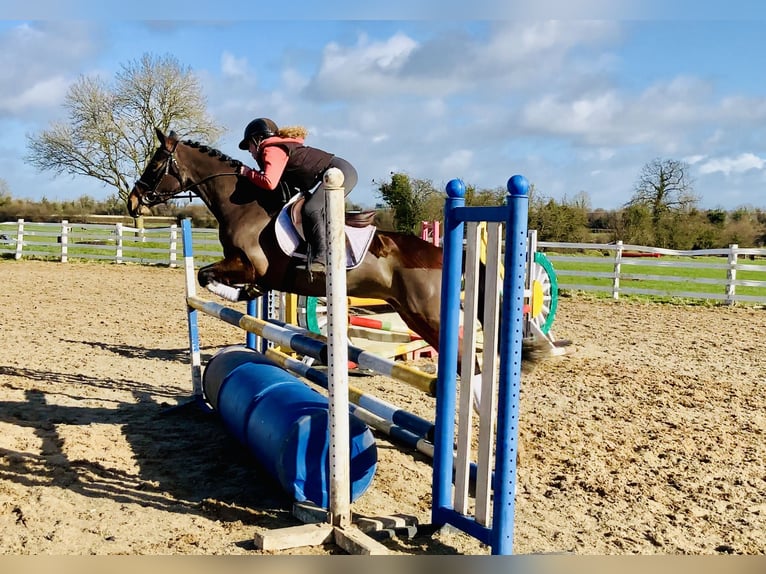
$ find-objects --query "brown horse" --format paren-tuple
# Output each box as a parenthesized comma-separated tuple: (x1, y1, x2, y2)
(127, 128, 550, 372)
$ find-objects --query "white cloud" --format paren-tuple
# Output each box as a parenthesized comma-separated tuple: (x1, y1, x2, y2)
(438, 149, 474, 177)
(0, 21, 99, 118)
(0, 76, 71, 113)
(281, 68, 309, 93)
(521, 92, 624, 140)
(221, 52, 249, 78)
(423, 99, 448, 118)
(698, 153, 766, 176)
(306, 32, 418, 99)
(719, 95, 766, 121)
(485, 20, 618, 61)
(515, 70, 766, 165)
(304, 22, 620, 102)
(684, 154, 706, 166)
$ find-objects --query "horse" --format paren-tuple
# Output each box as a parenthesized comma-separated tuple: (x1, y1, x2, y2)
(127, 128, 552, 378)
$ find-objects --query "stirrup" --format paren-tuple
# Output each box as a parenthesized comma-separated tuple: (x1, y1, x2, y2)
(304, 244, 326, 278)
(309, 260, 326, 273)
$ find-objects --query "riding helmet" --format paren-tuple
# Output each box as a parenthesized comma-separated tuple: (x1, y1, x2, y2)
(238, 118, 278, 150)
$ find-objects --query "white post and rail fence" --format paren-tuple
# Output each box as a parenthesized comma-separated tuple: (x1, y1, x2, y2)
(537, 238, 766, 305)
(2, 218, 765, 305)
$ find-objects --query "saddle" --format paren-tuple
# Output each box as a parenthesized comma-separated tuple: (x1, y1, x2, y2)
(277, 194, 377, 270)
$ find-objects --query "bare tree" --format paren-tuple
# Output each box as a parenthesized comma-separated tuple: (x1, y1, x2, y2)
(626, 158, 698, 225)
(26, 53, 224, 206)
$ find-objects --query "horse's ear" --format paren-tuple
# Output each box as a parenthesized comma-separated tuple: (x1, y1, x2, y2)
(155, 128, 179, 152)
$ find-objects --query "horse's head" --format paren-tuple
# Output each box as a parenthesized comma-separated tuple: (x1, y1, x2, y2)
(127, 128, 184, 217)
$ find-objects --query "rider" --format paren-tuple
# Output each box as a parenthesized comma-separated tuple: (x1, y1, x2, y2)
(237, 117, 358, 273)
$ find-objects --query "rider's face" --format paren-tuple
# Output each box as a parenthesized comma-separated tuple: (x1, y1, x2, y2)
(248, 140, 258, 158)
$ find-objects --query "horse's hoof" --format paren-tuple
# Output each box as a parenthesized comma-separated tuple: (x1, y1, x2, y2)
(239, 285, 263, 301)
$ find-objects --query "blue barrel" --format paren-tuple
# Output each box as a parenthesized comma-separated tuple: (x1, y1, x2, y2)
(203, 346, 377, 508)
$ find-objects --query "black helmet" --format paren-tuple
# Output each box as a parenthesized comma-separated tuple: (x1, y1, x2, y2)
(238, 117, 278, 150)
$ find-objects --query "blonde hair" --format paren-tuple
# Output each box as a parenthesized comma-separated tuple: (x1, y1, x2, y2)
(277, 125, 308, 139)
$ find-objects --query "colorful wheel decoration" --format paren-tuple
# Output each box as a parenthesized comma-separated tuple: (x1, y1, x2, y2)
(528, 251, 558, 335)
(297, 295, 326, 334)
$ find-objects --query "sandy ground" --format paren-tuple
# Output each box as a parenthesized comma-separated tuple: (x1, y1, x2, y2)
(0, 259, 764, 555)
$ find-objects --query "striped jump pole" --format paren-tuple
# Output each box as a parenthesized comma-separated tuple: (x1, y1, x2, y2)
(178, 221, 208, 412)
(348, 314, 423, 339)
(183, 299, 437, 397)
(247, 317, 438, 396)
(431, 175, 530, 555)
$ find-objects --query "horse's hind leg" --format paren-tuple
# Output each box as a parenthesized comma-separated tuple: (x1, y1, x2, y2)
(388, 271, 445, 362)
(396, 299, 477, 384)
(396, 306, 441, 356)
(197, 253, 261, 302)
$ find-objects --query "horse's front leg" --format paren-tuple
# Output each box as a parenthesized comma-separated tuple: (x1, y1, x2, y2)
(197, 253, 262, 302)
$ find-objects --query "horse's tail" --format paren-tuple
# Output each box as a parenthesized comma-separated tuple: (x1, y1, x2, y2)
(520, 336, 553, 372)
(471, 256, 553, 372)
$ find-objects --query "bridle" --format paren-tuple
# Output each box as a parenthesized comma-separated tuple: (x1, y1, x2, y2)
(134, 141, 239, 207)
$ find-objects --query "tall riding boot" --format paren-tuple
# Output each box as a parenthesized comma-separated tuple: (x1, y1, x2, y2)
(302, 207, 328, 273)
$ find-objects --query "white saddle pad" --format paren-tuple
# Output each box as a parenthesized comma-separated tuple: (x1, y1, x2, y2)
(274, 194, 376, 270)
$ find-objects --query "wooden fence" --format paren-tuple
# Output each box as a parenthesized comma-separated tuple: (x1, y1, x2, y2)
(538, 238, 766, 305)
(0, 218, 223, 267)
(3, 219, 766, 305)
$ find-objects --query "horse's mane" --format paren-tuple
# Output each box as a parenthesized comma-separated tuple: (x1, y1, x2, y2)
(182, 139, 244, 170)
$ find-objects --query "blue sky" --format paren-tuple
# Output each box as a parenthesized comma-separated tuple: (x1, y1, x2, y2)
(2, 2, 766, 210)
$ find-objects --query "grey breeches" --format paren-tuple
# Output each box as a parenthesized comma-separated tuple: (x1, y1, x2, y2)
(302, 156, 358, 220)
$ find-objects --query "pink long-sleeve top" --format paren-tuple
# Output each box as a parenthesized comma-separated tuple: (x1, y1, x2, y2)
(243, 136, 305, 190)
